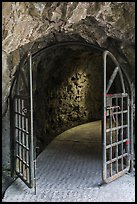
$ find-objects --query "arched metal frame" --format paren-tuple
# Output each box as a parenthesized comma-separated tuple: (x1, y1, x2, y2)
(102, 50, 134, 183)
(9, 41, 134, 190)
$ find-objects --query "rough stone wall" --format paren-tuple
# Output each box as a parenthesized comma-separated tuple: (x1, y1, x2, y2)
(2, 51, 11, 168)
(2, 2, 135, 112)
(2, 2, 135, 53)
(34, 50, 103, 151)
(2, 110, 10, 169)
(2, 51, 12, 116)
(2, 2, 135, 116)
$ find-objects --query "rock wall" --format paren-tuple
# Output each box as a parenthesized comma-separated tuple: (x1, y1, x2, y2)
(2, 2, 135, 52)
(34, 50, 103, 151)
(2, 2, 135, 116)
(2, 2, 135, 113)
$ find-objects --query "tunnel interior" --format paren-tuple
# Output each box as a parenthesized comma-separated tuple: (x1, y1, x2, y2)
(31, 44, 122, 154)
(33, 46, 103, 153)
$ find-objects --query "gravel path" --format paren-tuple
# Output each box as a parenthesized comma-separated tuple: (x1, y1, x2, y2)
(2, 121, 135, 202)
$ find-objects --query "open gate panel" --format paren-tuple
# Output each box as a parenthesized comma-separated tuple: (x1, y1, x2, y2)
(13, 94, 33, 188)
(104, 93, 130, 183)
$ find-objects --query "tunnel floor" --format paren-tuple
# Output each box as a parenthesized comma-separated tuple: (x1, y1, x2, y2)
(3, 120, 135, 202)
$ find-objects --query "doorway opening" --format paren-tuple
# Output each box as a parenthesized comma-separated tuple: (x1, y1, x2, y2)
(9, 41, 134, 190)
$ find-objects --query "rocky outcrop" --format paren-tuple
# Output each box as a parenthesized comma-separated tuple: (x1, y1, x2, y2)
(2, 2, 135, 109)
(2, 2, 135, 52)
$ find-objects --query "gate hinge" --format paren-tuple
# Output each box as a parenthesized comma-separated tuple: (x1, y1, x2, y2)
(130, 153, 135, 160)
(129, 153, 135, 161)
(128, 100, 135, 108)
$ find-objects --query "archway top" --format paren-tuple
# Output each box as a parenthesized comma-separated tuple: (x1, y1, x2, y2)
(31, 40, 107, 59)
(9, 40, 133, 99)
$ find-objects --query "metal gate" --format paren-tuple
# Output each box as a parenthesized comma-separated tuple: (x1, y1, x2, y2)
(10, 53, 36, 189)
(102, 51, 131, 183)
(9, 41, 134, 190)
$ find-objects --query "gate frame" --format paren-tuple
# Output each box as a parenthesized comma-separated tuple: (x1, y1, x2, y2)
(9, 52, 36, 189)
(9, 40, 134, 189)
(102, 50, 134, 176)
(102, 51, 131, 183)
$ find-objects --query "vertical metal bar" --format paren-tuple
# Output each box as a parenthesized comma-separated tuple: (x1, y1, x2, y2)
(24, 115, 27, 180)
(19, 106, 22, 173)
(15, 99, 17, 169)
(121, 96, 123, 170)
(20, 99, 23, 175)
(120, 68, 134, 172)
(22, 100, 25, 176)
(110, 109, 112, 176)
(10, 96, 15, 177)
(17, 99, 21, 173)
(29, 52, 36, 192)
(130, 91, 134, 172)
(127, 96, 130, 167)
(26, 117, 28, 134)
(102, 51, 107, 181)
(25, 121, 29, 182)
(115, 97, 119, 173)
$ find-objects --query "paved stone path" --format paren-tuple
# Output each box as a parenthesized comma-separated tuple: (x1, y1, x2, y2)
(2, 121, 135, 202)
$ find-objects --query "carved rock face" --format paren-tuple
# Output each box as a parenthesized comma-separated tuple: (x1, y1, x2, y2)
(2, 2, 135, 52)
(2, 2, 135, 100)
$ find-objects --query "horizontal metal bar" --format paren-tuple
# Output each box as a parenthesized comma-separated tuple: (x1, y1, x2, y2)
(106, 93, 128, 98)
(112, 110, 128, 115)
(106, 153, 128, 164)
(15, 171, 32, 188)
(16, 155, 29, 167)
(14, 95, 29, 99)
(106, 139, 128, 149)
(103, 167, 130, 183)
(14, 112, 29, 118)
(15, 126, 29, 134)
(107, 106, 120, 110)
(16, 140, 29, 151)
(106, 125, 128, 132)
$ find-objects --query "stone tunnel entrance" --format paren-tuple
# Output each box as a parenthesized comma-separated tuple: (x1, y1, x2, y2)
(9, 41, 134, 191)
(34, 45, 103, 153)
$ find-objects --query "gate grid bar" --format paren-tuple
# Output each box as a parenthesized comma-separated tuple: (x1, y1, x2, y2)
(103, 50, 131, 183)
(104, 94, 130, 182)
(14, 96, 31, 187)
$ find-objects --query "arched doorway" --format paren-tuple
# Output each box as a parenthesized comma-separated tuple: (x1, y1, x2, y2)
(9, 41, 134, 191)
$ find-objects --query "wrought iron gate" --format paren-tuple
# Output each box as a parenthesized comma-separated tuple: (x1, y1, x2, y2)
(102, 51, 131, 183)
(10, 53, 36, 189)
